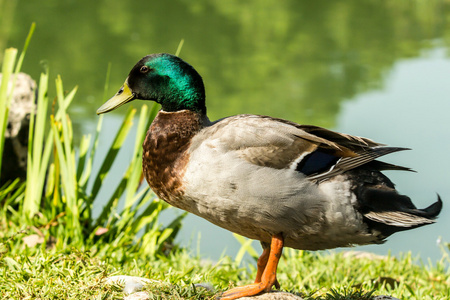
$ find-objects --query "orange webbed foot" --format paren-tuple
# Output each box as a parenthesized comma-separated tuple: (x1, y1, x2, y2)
(219, 233, 284, 300)
(219, 283, 271, 300)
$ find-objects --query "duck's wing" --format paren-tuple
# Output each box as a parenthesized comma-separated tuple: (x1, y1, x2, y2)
(197, 114, 410, 182)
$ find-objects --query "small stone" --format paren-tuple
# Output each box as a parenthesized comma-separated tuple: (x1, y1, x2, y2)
(373, 296, 401, 300)
(342, 251, 387, 260)
(105, 275, 156, 294)
(95, 227, 109, 236)
(123, 291, 150, 300)
(194, 282, 215, 292)
(22, 234, 44, 247)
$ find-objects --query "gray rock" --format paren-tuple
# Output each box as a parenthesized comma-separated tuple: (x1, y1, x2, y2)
(373, 296, 401, 300)
(0, 72, 36, 185)
(239, 291, 303, 300)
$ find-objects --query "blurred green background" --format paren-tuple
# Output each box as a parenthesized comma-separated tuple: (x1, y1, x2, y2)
(1, 0, 449, 262)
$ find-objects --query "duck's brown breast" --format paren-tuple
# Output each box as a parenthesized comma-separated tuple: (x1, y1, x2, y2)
(142, 110, 204, 207)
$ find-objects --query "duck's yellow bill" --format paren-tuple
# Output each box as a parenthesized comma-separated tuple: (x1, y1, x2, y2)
(96, 81, 135, 115)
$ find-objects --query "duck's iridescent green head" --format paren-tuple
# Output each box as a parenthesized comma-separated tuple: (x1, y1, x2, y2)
(97, 53, 206, 115)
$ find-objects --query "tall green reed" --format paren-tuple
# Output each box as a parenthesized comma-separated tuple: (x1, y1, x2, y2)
(0, 48, 17, 175)
(0, 28, 184, 259)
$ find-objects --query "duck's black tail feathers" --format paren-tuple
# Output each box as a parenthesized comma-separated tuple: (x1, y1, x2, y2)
(359, 187, 443, 238)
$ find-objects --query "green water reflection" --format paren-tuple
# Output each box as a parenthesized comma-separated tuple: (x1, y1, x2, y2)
(2, 0, 450, 128)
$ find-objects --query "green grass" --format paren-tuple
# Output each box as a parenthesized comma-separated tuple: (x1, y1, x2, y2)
(1, 234, 449, 299)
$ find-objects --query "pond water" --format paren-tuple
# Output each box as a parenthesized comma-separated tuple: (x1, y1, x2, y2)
(2, 0, 450, 263)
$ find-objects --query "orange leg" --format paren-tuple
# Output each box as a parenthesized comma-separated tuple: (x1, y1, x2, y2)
(220, 233, 284, 300)
(254, 247, 270, 283)
(254, 245, 280, 289)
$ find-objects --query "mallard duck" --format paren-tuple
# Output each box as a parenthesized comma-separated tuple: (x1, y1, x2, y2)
(97, 53, 442, 300)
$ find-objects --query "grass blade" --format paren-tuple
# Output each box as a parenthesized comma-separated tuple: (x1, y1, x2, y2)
(0, 48, 18, 176)
(233, 234, 260, 262)
(13, 23, 35, 75)
(91, 107, 136, 196)
(24, 71, 49, 217)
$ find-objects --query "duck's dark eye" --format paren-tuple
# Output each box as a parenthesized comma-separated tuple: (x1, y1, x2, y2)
(140, 66, 150, 73)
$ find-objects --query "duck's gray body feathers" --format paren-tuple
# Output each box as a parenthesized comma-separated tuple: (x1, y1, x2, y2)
(173, 113, 441, 250)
